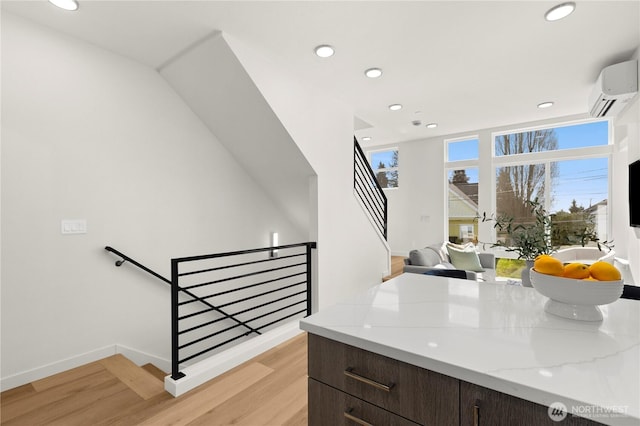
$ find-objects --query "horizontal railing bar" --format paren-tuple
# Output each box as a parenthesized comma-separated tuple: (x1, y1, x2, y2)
(179, 293, 306, 336)
(178, 253, 304, 277)
(178, 271, 306, 306)
(222, 291, 306, 320)
(354, 185, 384, 226)
(179, 332, 250, 364)
(177, 281, 305, 321)
(355, 175, 384, 215)
(242, 298, 306, 326)
(173, 242, 316, 265)
(355, 167, 385, 207)
(216, 282, 306, 310)
(354, 138, 387, 204)
(253, 309, 308, 332)
(178, 314, 228, 336)
(179, 322, 244, 350)
(180, 262, 306, 291)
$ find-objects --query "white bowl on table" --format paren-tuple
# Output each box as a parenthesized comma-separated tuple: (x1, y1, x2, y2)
(529, 268, 623, 321)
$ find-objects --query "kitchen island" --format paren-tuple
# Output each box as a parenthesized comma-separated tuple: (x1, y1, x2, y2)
(300, 273, 639, 425)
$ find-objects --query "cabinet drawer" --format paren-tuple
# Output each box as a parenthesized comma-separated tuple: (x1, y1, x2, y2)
(309, 378, 419, 426)
(460, 381, 604, 426)
(308, 334, 458, 425)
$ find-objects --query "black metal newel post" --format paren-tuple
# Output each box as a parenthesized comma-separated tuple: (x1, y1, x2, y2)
(306, 242, 316, 316)
(171, 259, 185, 380)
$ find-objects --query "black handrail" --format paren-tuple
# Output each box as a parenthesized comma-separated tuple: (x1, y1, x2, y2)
(170, 242, 316, 380)
(354, 137, 388, 239)
(104, 246, 260, 337)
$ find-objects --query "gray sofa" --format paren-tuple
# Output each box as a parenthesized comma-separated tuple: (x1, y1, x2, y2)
(403, 243, 496, 281)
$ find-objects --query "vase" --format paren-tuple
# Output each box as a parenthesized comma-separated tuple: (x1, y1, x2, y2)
(521, 260, 535, 287)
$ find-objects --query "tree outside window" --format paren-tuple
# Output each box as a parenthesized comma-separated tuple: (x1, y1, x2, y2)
(370, 149, 398, 189)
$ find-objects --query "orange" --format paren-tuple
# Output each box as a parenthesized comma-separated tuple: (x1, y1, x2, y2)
(533, 255, 564, 276)
(563, 263, 590, 279)
(588, 261, 621, 281)
(583, 276, 599, 281)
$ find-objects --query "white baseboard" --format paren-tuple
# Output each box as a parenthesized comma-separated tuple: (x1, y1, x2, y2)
(116, 344, 172, 375)
(0, 344, 171, 392)
(165, 321, 303, 397)
(1, 323, 301, 395)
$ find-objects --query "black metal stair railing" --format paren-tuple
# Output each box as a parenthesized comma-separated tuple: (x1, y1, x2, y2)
(170, 242, 316, 380)
(354, 137, 388, 239)
(105, 242, 317, 381)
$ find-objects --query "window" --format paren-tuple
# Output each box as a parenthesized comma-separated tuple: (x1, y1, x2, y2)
(370, 149, 398, 189)
(446, 138, 479, 243)
(447, 138, 479, 161)
(493, 120, 611, 278)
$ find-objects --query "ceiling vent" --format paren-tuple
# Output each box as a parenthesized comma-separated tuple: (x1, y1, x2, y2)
(589, 59, 638, 118)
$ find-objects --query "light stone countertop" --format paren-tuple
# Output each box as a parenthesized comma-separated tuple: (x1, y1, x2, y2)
(300, 273, 640, 425)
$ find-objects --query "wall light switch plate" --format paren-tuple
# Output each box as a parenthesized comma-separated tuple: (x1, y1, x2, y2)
(61, 219, 87, 235)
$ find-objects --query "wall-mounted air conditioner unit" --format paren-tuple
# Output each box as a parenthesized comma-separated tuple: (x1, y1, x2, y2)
(588, 59, 638, 117)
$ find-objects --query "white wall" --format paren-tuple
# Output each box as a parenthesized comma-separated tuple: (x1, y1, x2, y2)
(225, 35, 390, 309)
(612, 47, 640, 285)
(0, 13, 304, 386)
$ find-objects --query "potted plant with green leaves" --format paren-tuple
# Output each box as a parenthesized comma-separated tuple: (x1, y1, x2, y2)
(479, 198, 612, 286)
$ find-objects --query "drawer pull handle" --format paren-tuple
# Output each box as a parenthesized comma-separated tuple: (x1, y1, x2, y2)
(344, 367, 394, 392)
(473, 400, 480, 426)
(344, 408, 373, 426)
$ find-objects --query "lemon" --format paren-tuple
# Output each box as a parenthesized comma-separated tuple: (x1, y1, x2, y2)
(588, 261, 621, 281)
(533, 255, 564, 276)
(562, 263, 590, 279)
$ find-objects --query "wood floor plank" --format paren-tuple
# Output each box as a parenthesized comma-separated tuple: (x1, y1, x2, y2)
(187, 346, 307, 426)
(0, 383, 36, 406)
(252, 333, 307, 371)
(31, 361, 105, 392)
(233, 374, 308, 426)
(137, 362, 274, 426)
(2, 377, 129, 426)
(1, 369, 116, 423)
(282, 404, 308, 426)
(99, 354, 164, 400)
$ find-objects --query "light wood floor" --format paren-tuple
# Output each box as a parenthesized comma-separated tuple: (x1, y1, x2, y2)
(0, 333, 308, 426)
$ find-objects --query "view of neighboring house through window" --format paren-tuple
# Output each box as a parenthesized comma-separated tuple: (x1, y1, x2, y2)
(446, 138, 479, 244)
(493, 120, 611, 278)
(370, 149, 398, 189)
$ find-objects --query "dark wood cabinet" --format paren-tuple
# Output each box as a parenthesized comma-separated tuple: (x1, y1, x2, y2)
(308, 333, 605, 426)
(308, 333, 459, 425)
(460, 382, 603, 426)
(309, 378, 420, 426)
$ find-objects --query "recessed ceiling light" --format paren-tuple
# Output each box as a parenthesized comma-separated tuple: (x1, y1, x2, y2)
(426, 123, 438, 129)
(544, 2, 575, 21)
(389, 104, 402, 111)
(314, 45, 335, 58)
(362, 136, 372, 141)
(364, 68, 383, 78)
(48, 0, 78, 10)
(537, 101, 554, 109)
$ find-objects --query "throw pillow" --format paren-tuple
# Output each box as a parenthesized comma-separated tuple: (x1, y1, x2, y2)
(446, 243, 485, 272)
(409, 248, 442, 267)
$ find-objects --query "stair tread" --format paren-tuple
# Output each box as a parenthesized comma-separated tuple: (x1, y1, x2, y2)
(141, 363, 167, 382)
(99, 354, 165, 400)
